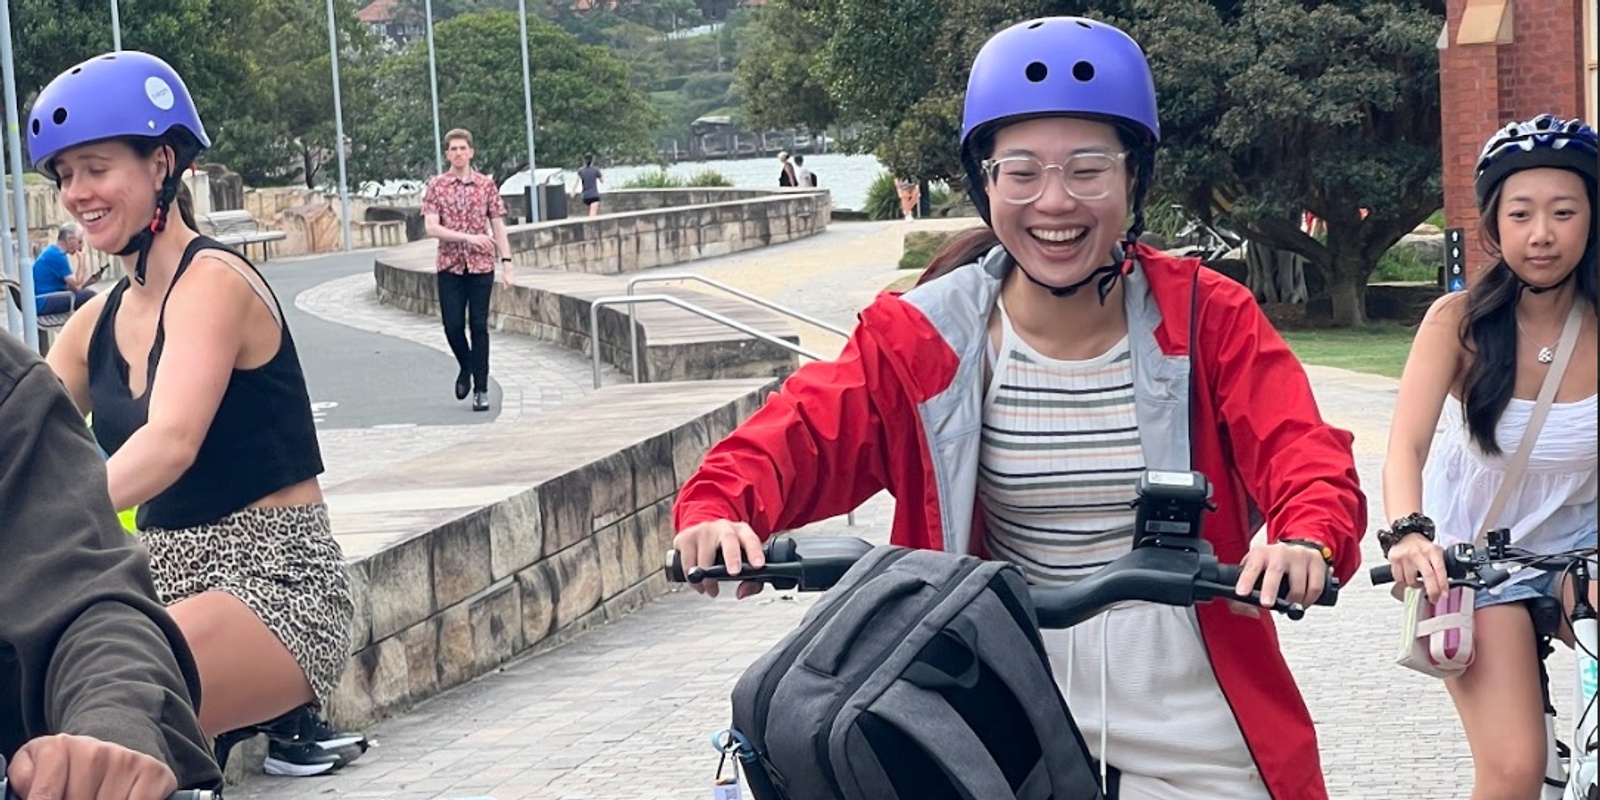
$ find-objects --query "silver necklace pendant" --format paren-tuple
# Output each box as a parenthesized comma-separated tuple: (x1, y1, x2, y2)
(1538, 346, 1555, 364)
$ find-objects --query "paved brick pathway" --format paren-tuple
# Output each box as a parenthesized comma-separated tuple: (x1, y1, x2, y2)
(231, 221, 1581, 799)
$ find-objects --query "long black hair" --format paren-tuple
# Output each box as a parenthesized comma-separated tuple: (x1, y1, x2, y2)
(1458, 177, 1598, 455)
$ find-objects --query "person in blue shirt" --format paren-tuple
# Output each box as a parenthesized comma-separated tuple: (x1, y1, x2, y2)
(33, 224, 99, 315)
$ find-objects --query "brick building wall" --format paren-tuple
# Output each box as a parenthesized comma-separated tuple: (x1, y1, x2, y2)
(1438, 0, 1590, 278)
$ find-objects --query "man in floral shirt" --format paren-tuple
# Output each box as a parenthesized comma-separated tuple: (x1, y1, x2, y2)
(422, 128, 515, 412)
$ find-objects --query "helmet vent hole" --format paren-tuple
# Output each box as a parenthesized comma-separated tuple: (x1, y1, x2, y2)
(52, 108, 67, 125)
(1072, 60, 1096, 82)
(30, 119, 39, 135)
(1076, 20, 1092, 28)
(1025, 62, 1049, 82)
(1027, 21, 1044, 29)
(70, 67, 82, 75)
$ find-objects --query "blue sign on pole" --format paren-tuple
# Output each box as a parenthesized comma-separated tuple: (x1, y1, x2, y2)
(1444, 227, 1466, 293)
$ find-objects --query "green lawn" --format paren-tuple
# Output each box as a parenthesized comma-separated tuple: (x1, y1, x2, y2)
(1280, 323, 1416, 379)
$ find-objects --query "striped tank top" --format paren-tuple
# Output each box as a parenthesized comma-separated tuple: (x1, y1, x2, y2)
(980, 300, 1264, 794)
(978, 300, 1145, 585)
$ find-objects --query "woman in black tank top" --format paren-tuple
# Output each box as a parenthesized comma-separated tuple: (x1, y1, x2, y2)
(31, 51, 364, 777)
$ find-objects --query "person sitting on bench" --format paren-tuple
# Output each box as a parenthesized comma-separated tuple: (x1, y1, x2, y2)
(33, 224, 100, 315)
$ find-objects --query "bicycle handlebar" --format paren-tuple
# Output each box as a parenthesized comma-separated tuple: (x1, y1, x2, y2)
(1368, 540, 1594, 590)
(0, 755, 215, 800)
(666, 535, 1339, 623)
(4, 791, 213, 800)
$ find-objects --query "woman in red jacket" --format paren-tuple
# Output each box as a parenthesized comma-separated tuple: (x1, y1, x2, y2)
(672, 17, 1365, 800)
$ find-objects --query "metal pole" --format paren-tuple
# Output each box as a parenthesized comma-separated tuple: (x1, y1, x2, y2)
(1, 146, 19, 339)
(516, 0, 540, 222)
(111, 0, 122, 50)
(0, 0, 40, 350)
(424, 0, 442, 175)
(326, 0, 353, 252)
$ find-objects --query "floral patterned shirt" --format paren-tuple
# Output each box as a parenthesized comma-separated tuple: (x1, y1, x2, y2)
(422, 170, 507, 275)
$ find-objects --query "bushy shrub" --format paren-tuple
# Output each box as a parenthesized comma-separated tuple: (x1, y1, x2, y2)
(685, 168, 733, 187)
(1371, 245, 1437, 283)
(621, 168, 685, 189)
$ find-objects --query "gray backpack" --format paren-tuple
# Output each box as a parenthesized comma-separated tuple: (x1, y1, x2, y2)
(728, 545, 1104, 800)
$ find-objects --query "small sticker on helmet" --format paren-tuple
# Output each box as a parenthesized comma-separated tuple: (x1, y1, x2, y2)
(145, 77, 174, 111)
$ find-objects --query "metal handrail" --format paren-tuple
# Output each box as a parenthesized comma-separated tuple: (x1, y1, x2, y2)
(625, 274, 848, 382)
(627, 274, 849, 334)
(588, 294, 819, 389)
(587, 294, 853, 527)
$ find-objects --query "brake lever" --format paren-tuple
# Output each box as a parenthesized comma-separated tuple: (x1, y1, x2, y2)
(1194, 580, 1308, 620)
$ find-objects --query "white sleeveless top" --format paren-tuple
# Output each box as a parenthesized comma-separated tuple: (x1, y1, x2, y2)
(1422, 394, 1598, 594)
(977, 301, 1266, 797)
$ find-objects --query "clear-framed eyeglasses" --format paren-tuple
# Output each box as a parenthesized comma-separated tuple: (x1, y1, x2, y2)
(981, 152, 1128, 205)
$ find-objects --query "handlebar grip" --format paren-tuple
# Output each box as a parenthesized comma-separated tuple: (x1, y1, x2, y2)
(1210, 564, 1340, 607)
(1369, 564, 1394, 585)
(4, 789, 212, 800)
(664, 536, 799, 584)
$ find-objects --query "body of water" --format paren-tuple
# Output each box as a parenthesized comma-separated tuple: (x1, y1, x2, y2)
(597, 153, 888, 211)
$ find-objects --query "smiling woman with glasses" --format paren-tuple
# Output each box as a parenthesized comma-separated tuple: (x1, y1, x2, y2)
(982, 151, 1129, 204)
(667, 16, 1364, 800)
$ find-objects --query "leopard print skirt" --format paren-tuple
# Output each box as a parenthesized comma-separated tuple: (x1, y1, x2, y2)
(140, 503, 353, 705)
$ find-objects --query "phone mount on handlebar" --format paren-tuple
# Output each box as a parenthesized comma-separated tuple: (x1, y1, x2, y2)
(1131, 470, 1216, 552)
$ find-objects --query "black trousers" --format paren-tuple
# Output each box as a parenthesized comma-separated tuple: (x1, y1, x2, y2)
(437, 271, 493, 392)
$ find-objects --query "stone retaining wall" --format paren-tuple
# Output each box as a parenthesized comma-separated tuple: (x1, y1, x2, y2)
(322, 379, 774, 727)
(591, 187, 829, 215)
(504, 190, 829, 275)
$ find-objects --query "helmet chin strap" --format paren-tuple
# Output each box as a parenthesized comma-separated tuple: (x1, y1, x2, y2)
(1525, 269, 1576, 295)
(1013, 242, 1134, 305)
(113, 170, 182, 286)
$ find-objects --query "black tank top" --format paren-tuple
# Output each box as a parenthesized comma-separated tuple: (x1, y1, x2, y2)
(87, 236, 324, 530)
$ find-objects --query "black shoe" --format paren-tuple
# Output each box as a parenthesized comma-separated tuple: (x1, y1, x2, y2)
(454, 369, 470, 401)
(472, 390, 490, 412)
(263, 739, 343, 776)
(258, 704, 370, 770)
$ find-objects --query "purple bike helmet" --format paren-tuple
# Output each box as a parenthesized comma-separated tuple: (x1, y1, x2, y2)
(958, 17, 1162, 299)
(27, 51, 210, 283)
(29, 51, 210, 180)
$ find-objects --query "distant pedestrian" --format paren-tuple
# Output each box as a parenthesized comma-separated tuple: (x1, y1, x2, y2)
(32, 223, 100, 314)
(793, 154, 817, 188)
(895, 177, 921, 221)
(423, 128, 514, 413)
(777, 151, 798, 187)
(573, 154, 604, 217)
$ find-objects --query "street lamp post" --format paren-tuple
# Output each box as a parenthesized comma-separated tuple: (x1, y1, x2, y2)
(111, 0, 122, 50)
(0, 150, 18, 339)
(326, 0, 353, 251)
(424, 0, 442, 175)
(516, 0, 540, 222)
(0, 0, 39, 350)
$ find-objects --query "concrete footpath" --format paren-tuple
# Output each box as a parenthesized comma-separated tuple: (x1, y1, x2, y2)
(232, 220, 1548, 799)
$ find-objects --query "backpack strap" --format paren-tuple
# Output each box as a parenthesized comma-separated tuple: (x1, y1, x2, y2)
(866, 681, 1016, 800)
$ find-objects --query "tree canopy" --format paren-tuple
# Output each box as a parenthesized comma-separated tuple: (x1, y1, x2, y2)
(737, 0, 1447, 326)
(358, 10, 661, 185)
(11, 0, 667, 189)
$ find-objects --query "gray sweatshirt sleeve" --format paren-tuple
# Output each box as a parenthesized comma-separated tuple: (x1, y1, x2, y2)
(0, 336, 220, 789)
